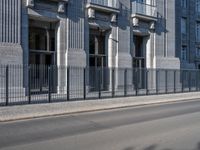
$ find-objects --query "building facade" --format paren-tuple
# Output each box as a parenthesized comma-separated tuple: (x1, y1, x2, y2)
(176, 0, 200, 69)
(0, 0, 180, 69)
(0, 0, 190, 95)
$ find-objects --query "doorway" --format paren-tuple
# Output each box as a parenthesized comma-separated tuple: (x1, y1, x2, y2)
(133, 35, 145, 68)
(89, 29, 107, 91)
(29, 19, 57, 93)
(133, 35, 146, 89)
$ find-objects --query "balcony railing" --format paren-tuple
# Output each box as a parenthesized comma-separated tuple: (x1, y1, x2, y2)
(87, 0, 119, 9)
(132, 2, 157, 18)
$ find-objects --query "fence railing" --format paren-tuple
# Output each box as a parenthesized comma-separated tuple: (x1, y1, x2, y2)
(87, 0, 119, 9)
(132, 2, 157, 17)
(0, 64, 200, 106)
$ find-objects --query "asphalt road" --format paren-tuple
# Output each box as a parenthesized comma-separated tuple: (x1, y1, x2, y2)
(1, 100, 200, 150)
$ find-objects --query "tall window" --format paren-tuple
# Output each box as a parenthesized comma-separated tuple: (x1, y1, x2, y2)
(181, 18, 187, 34)
(196, 22, 200, 42)
(181, 46, 187, 61)
(181, 0, 187, 8)
(197, 0, 200, 13)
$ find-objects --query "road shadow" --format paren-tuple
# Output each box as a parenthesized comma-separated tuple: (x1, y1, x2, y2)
(144, 144, 158, 150)
(196, 142, 200, 150)
(123, 147, 135, 150)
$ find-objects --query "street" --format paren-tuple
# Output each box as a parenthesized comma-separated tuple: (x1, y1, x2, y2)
(1, 99, 200, 150)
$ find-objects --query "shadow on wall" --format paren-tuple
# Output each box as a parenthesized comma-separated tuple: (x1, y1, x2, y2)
(122, 142, 200, 150)
(119, 7, 130, 30)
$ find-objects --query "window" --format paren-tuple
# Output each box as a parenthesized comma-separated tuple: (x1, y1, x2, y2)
(196, 22, 200, 42)
(89, 30, 106, 68)
(181, 46, 187, 61)
(137, 0, 146, 4)
(29, 20, 56, 52)
(196, 47, 200, 56)
(29, 28, 47, 51)
(181, 18, 187, 35)
(197, 0, 200, 13)
(181, 0, 187, 8)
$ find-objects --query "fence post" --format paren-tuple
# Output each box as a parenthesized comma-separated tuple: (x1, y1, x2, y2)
(198, 71, 200, 91)
(83, 68, 86, 100)
(181, 70, 184, 92)
(196, 71, 198, 91)
(5, 65, 9, 106)
(28, 65, 31, 104)
(188, 71, 191, 92)
(156, 70, 158, 95)
(112, 68, 115, 98)
(198, 71, 199, 91)
(67, 67, 70, 101)
(98, 68, 101, 99)
(39, 65, 42, 92)
(48, 66, 52, 103)
(146, 70, 149, 95)
(124, 69, 127, 96)
(135, 69, 138, 96)
(165, 70, 168, 94)
(174, 70, 176, 93)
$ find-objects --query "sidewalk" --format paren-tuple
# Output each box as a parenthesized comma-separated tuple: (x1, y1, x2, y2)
(0, 92, 200, 122)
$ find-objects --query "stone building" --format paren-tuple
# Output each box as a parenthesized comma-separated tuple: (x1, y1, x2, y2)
(0, 0, 180, 68)
(0, 0, 185, 94)
(176, 0, 200, 69)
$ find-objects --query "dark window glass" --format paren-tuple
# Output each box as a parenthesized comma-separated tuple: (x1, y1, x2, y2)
(51, 37, 55, 51)
(98, 35, 105, 55)
(89, 35, 95, 54)
(29, 28, 47, 50)
(45, 54, 52, 65)
(134, 36, 143, 57)
(89, 57, 95, 67)
(35, 0, 57, 5)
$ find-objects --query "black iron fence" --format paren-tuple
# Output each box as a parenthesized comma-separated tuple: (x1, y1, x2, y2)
(0, 64, 200, 106)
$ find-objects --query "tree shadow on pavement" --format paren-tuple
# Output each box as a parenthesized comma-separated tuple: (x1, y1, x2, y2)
(123, 146, 135, 150)
(122, 141, 200, 150)
(196, 142, 200, 150)
(144, 144, 158, 150)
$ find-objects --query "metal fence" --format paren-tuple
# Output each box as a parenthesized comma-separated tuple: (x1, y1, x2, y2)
(0, 65, 200, 106)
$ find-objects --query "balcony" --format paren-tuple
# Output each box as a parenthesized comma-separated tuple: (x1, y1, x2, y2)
(132, 2, 157, 21)
(86, 0, 120, 13)
(26, 0, 68, 14)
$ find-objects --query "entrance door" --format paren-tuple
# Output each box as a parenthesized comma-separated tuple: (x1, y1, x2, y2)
(29, 52, 55, 93)
(29, 19, 56, 93)
(133, 35, 146, 89)
(89, 30, 107, 91)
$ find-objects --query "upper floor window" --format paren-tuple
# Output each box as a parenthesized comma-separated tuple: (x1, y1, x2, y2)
(136, 0, 156, 5)
(197, 0, 200, 13)
(181, 46, 187, 61)
(181, 18, 187, 34)
(196, 22, 200, 42)
(137, 0, 146, 4)
(181, 0, 187, 8)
